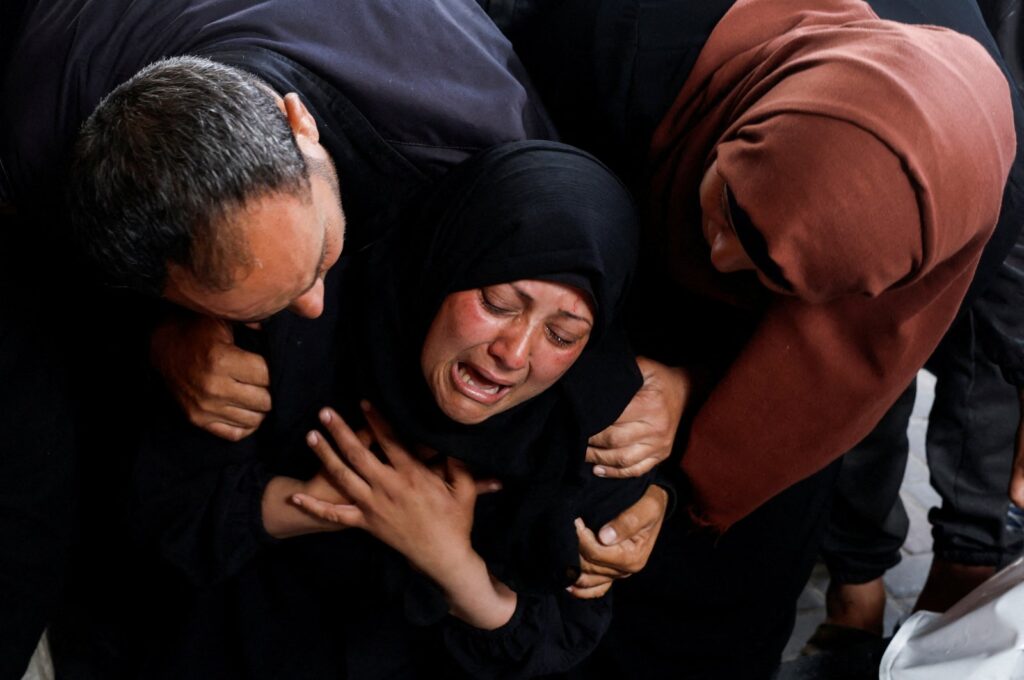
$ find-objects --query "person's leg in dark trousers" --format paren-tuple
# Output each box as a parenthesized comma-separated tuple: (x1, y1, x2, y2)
(813, 312, 1023, 641)
(815, 384, 917, 636)
(917, 310, 1023, 611)
(576, 462, 841, 680)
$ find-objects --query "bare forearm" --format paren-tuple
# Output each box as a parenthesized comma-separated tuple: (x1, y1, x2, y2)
(428, 548, 517, 630)
(262, 476, 342, 539)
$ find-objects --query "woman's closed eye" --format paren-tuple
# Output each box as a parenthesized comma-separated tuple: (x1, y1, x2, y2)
(546, 324, 584, 348)
(479, 287, 520, 315)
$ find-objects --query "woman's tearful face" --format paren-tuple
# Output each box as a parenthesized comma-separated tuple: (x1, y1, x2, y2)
(421, 279, 594, 424)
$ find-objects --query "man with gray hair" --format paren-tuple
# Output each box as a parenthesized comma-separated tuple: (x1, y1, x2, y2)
(0, 0, 555, 675)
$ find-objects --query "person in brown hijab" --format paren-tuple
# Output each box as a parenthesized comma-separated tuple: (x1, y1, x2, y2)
(647, 0, 1014, 532)
(494, 0, 1020, 676)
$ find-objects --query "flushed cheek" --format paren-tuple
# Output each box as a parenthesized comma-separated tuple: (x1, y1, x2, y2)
(524, 347, 584, 393)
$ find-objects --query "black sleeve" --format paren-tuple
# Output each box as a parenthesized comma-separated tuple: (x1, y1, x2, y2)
(0, 307, 75, 680)
(440, 470, 651, 679)
(442, 591, 611, 680)
(131, 394, 280, 587)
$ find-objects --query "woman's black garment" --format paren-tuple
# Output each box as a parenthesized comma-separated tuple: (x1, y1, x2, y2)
(360, 142, 645, 594)
(131, 142, 648, 679)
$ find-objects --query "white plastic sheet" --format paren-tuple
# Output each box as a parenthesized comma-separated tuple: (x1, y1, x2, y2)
(880, 557, 1024, 680)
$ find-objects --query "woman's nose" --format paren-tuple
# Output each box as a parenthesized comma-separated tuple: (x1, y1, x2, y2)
(489, 326, 531, 371)
(288, 277, 325, 319)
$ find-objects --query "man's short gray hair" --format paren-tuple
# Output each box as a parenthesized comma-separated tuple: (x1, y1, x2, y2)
(68, 55, 309, 295)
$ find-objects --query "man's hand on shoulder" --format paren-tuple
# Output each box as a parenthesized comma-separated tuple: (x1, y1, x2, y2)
(150, 311, 272, 441)
(569, 485, 669, 599)
(586, 357, 690, 478)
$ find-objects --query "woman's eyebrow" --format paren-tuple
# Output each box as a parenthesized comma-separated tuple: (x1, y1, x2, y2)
(509, 283, 593, 326)
(556, 310, 593, 326)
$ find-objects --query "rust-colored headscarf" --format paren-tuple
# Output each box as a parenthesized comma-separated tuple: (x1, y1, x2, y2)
(649, 0, 1015, 531)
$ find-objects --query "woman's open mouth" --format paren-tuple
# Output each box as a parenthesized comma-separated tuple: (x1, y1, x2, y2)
(451, 362, 513, 405)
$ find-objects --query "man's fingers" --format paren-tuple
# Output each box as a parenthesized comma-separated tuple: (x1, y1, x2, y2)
(590, 457, 661, 479)
(291, 493, 365, 529)
(192, 376, 271, 413)
(202, 404, 265, 429)
(225, 382, 273, 413)
(219, 347, 271, 387)
(586, 420, 645, 452)
(204, 421, 257, 442)
(576, 517, 631, 571)
(600, 486, 668, 544)
(566, 581, 613, 600)
(573, 570, 618, 589)
(578, 553, 627, 579)
(585, 444, 640, 469)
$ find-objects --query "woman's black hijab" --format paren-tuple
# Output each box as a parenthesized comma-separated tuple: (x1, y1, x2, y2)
(350, 141, 645, 593)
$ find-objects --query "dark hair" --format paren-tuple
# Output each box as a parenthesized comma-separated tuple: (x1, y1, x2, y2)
(68, 56, 310, 296)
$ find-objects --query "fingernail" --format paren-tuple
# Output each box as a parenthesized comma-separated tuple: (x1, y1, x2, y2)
(593, 466, 607, 477)
(320, 409, 331, 424)
(360, 400, 371, 412)
(565, 586, 574, 593)
(574, 517, 585, 531)
(291, 495, 303, 507)
(489, 481, 502, 492)
(306, 431, 318, 446)
(599, 526, 618, 545)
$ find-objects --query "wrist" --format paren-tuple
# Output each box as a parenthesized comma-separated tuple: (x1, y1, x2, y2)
(431, 549, 517, 630)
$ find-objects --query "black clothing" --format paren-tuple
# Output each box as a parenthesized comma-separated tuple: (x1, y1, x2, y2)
(0, 230, 76, 680)
(1, 0, 553, 213)
(824, 320, 1022, 585)
(1, 1, 556, 677)
(573, 463, 842, 680)
(133, 142, 647, 678)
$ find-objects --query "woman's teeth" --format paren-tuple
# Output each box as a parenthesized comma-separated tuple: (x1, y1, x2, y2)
(458, 364, 501, 395)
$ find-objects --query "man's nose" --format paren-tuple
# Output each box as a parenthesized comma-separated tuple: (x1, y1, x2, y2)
(288, 278, 325, 319)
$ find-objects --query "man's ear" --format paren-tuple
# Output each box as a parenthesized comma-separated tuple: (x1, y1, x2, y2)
(282, 92, 320, 145)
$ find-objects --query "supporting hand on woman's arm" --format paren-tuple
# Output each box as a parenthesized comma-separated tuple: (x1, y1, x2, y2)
(293, 404, 516, 630)
(569, 484, 669, 599)
(585, 357, 689, 478)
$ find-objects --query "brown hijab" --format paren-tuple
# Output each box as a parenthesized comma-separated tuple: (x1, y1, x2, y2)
(649, 0, 1016, 531)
